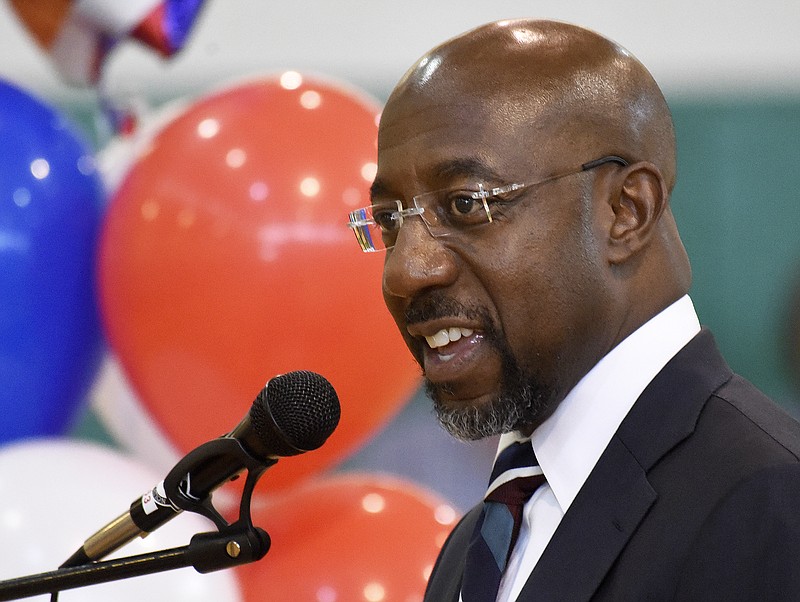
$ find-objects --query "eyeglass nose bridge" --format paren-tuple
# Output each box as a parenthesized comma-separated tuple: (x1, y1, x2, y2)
(391, 199, 440, 247)
(392, 199, 425, 228)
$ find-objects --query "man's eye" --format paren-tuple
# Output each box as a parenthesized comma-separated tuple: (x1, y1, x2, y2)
(373, 209, 401, 231)
(444, 190, 489, 225)
(451, 194, 481, 216)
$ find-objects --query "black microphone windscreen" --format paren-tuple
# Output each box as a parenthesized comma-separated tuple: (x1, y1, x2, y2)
(249, 370, 340, 454)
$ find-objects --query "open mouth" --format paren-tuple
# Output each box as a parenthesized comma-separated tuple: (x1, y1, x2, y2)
(417, 324, 486, 382)
(424, 326, 475, 360)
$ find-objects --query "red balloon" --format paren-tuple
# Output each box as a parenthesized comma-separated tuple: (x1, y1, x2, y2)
(98, 75, 420, 490)
(238, 474, 458, 601)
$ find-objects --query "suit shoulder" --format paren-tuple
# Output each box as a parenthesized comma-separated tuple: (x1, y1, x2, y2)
(710, 374, 800, 460)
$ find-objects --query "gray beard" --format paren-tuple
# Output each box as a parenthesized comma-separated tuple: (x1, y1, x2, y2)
(430, 382, 539, 441)
(406, 293, 556, 441)
(425, 335, 554, 442)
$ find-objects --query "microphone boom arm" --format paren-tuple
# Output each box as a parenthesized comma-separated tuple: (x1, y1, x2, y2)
(0, 524, 270, 601)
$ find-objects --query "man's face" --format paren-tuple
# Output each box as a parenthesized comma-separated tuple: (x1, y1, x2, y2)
(374, 84, 614, 440)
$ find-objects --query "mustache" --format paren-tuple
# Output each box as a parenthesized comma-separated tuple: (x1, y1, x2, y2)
(404, 292, 496, 335)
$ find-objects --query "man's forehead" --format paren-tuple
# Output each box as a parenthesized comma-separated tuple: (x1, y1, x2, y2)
(379, 91, 492, 138)
(377, 88, 543, 158)
(375, 92, 559, 181)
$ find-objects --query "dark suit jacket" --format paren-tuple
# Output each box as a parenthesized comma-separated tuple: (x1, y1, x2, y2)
(425, 330, 800, 601)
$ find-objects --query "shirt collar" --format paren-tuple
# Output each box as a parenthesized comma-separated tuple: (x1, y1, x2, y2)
(495, 295, 701, 512)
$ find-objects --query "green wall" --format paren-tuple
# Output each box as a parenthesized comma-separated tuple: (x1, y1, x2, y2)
(670, 100, 800, 410)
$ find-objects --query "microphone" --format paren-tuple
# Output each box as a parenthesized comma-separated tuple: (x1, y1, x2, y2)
(61, 370, 340, 568)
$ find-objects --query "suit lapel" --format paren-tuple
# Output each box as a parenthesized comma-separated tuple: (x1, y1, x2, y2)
(516, 436, 656, 601)
(516, 329, 732, 601)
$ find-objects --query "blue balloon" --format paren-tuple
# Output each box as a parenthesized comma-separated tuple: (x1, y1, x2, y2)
(0, 80, 105, 442)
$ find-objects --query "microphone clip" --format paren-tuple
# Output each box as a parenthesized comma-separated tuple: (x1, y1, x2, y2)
(162, 436, 274, 566)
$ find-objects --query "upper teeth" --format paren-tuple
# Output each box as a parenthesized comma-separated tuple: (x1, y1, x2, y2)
(425, 327, 474, 349)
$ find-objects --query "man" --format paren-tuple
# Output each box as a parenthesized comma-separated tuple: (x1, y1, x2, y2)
(348, 19, 800, 601)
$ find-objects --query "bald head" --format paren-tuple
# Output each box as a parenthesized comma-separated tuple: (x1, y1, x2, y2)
(374, 20, 692, 437)
(385, 19, 677, 191)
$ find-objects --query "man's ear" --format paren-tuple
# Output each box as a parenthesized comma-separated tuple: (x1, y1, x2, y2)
(606, 161, 669, 264)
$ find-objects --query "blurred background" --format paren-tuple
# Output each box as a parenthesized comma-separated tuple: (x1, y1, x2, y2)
(1, 1, 799, 600)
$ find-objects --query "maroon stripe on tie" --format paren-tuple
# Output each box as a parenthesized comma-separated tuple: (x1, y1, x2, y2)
(461, 441, 546, 602)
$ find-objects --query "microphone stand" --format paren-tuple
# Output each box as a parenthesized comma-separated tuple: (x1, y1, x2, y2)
(0, 526, 269, 600)
(0, 439, 272, 601)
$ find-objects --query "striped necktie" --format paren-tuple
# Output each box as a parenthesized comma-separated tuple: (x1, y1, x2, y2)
(460, 440, 546, 602)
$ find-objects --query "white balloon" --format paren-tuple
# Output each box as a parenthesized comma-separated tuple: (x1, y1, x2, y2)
(90, 353, 181, 477)
(0, 439, 243, 601)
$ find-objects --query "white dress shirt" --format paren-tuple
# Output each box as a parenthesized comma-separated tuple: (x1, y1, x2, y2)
(491, 295, 702, 602)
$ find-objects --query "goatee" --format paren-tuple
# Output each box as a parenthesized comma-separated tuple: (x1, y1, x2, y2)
(427, 344, 551, 441)
(406, 294, 555, 441)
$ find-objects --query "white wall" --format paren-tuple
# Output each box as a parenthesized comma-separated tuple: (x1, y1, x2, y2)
(1, 0, 799, 102)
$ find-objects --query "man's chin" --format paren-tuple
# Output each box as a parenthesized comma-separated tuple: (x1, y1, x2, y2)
(426, 375, 552, 441)
(428, 383, 516, 441)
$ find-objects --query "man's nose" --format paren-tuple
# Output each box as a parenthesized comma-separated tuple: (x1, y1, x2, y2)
(382, 215, 458, 301)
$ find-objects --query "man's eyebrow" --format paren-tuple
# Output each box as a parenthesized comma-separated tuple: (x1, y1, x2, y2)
(369, 157, 504, 203)
(432, 157, 503, 182)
